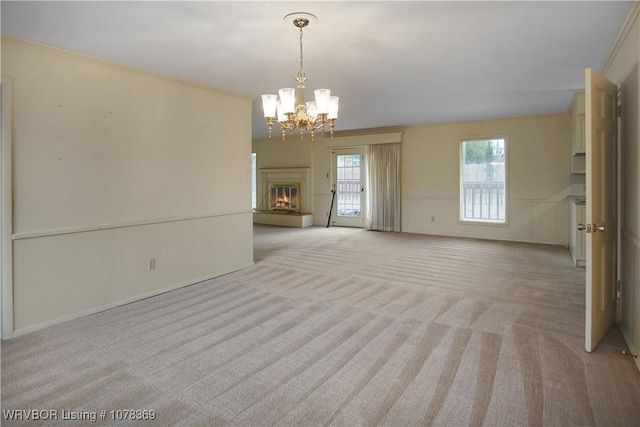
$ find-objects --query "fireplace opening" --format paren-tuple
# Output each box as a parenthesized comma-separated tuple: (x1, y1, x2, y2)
(270, 184, 299, 212)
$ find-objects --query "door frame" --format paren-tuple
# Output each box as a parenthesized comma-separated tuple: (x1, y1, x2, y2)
(616, 86, 623, 323)
(1, 76, 14, 339)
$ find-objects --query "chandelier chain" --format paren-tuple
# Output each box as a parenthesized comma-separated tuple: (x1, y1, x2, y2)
(298, 26, 305, 82)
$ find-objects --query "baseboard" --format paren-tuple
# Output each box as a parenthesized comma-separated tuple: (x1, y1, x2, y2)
(401, 228, 568, 247)
(619, 321, 640, 373)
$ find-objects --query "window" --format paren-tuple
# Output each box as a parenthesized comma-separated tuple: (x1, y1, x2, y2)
(336, 153, 362, 218)
(251, 152, 257, 210)
(460, 138, 507, 223)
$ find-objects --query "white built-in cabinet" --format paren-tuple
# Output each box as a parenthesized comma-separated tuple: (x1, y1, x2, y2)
(569, 91, 586, 173)
(570, 199, 586, 267)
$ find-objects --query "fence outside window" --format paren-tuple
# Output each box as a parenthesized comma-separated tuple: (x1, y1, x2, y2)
(462, 181, 505, 221)
(460, 138, 507, 223)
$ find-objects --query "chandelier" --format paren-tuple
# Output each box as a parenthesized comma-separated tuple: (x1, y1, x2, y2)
(261, 12, 339, 141)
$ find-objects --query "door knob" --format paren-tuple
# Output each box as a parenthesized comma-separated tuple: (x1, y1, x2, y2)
(578, 223, 605, 233)
(577, 223, 591, 232)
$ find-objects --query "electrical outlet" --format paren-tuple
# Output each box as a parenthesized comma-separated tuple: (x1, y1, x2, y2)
(148, 258, 156, 270)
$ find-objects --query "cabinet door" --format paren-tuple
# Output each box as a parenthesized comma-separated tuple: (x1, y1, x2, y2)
(576, 114, 586, 153)
(576, 205, 586, 262)
(570, 202, 578, 260)
(571, 203, 587, 267)
(571, 114, 586, 173)
(571, 114, 586, 155)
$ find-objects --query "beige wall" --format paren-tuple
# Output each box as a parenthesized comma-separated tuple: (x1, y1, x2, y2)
(2, 37, 254, 335)
(255, 114, 572, 246)
(252, 136, 315, 213)
(602, 3, 640, 371)
(401, 114, 571, 244)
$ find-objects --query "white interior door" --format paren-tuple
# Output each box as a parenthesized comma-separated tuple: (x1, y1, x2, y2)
(331, 148, 364, 228)
(584, 68, 618, 352)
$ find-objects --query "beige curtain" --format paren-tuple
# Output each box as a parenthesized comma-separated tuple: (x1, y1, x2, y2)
(365, 143, 401, 232)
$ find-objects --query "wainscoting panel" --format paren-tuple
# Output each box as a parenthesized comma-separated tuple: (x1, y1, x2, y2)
(402, 196, 569, 246)
(621, 230, 640, 372)
(12, 212, 254, 335)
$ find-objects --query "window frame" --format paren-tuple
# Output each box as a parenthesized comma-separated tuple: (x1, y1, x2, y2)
(458, 136, 509, 225)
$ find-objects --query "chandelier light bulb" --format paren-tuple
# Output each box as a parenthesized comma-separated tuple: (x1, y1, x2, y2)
(314, 89, 331, 115)
(261, 94, 277, 118)
(328, 96, 339, 120)
(278, 88, 296, 114)
(276, 101, 287, 122)
(306, 101, 317, 121)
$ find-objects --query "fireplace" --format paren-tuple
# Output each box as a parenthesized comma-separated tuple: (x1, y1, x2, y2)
(270, 184, 300, 212)
(254, 168, 313, 227)
(257, 168, 311, 214)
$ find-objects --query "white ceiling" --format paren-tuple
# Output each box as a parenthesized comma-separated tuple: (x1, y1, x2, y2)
(1, 1, 633, 139)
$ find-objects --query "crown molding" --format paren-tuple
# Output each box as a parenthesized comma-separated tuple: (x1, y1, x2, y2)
(0, 34, 251, 101)
(600, 0, 639, 75)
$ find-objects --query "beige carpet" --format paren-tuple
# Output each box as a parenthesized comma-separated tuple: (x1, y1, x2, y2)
(2, 224, 640, 426)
